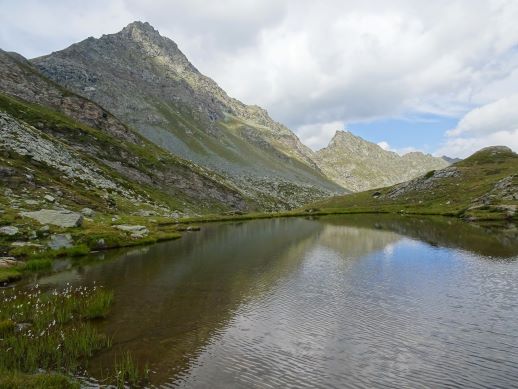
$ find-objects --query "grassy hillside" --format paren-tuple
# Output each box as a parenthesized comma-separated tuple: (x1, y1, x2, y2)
(309, 146, 518, 222)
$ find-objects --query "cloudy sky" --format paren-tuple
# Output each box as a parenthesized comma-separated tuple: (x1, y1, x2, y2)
(1, 0, 518, 157)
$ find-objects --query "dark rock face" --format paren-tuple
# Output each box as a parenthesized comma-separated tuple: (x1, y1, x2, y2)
(0, 49, 140, 144)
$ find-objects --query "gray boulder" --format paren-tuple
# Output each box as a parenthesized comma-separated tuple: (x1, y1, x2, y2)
(44, 195, 56, 203)
(48, 233, 74, 249)
(81, 207, 95, 217)
(0, 257, 18, 268)
(114, 224, 149, 238)
(0, 226, 19, 236)
(21, 209, 83, 228)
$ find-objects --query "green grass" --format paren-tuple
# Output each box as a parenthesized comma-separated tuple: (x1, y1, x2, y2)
(113, 352, 149, 388)
(0, 268, 22, 284)
(82, 290, 113, 319)
(0, 283, 154, 387)
(23, 259, 52, 272)
(0, 285, 112, 375)
(0, 370, 79, 389)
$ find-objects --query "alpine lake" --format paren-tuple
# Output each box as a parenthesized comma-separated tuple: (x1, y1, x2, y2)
(33, 214, 518, 388)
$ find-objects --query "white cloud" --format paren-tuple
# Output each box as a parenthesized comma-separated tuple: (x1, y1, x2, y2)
(377, 141, 419, 156)
(296, 121, 343, 150)
(448, 94, 518, 137)
(2, 0, 518, 152)
(437, 130, 518, 158)
(377, 141, 391, 151)
(437, 95, 518, 157)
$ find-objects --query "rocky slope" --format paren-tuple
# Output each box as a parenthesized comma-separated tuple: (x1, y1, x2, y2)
(0, 49, 247, 216)
(313, 130, 449, 192)
(32, 21, 343, 210)
(311, 146, 518, 221)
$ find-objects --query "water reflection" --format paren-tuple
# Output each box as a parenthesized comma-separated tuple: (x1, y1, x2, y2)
(37, 215, 518, 388)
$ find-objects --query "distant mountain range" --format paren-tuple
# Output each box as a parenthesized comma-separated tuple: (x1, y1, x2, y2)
(312, 146, 518, 222)
(313, 130, 448, 192)
(1, 21, 455, 213)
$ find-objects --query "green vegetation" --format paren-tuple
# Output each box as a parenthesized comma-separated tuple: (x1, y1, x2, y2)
(0, 268, 22, 284)
(0, 371, 79, 389)
(113, 352, 149, 388)
(23, 258, 52, 272)
(0, 285, 111, 387)
(0, 284, 151, 387)
(310, 147, 518, 222)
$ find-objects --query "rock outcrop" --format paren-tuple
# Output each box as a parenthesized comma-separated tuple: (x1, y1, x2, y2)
(21, 209, 83, 228)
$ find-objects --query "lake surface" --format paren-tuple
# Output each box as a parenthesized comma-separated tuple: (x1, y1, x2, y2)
(39, 215, 518, 388)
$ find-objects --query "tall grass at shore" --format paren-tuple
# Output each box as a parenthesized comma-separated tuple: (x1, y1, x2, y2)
(0, 284, 112, 386)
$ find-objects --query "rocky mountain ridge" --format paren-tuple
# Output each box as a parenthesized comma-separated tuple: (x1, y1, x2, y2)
(0, 49, 247, 217)
(313, 130, 449, 192)
(3, 20, 456, 210)
(32, 21, 342, 209)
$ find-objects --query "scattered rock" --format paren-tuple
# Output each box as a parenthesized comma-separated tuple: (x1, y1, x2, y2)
(0, 257, 18, 268)
(20, 209, 83, 228)
(0, 226, 19, 236)
(372, 191, 381, 198)
(81, 207, 95, 217)
(495, 205, 517, 218)
(24, 199, 39, 205)
(114, 224, 149, 238)
(44, 194, 55, 203)
(11, 241, 43, 248)
(0, 166, 16, 177)
(135, 209, 155, 217)
(39, 225, 50, 232)
(186, 226, 200, 231)
(48, 233, 74, 250)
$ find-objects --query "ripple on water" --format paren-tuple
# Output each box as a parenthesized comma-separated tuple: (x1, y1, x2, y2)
(171, 240, 518, 389)
(60, 218, 518, 388)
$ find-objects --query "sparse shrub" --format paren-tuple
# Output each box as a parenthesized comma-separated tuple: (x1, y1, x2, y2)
(424, 170, 435, 179)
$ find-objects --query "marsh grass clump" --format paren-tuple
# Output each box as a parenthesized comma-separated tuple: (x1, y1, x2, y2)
(24, 258, 52, 272)
(0, 283, 113, 383)
(114, 352, 144, 388)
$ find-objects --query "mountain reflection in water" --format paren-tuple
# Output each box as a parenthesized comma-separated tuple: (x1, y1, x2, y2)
(38, 215, 518, 388)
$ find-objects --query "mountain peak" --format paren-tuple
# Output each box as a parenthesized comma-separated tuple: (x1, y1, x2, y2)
(327, 130, 366, 149)
(118, 21, 164, 44)
(122, 21, 157, 34)
(314, 129, 449, 192)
